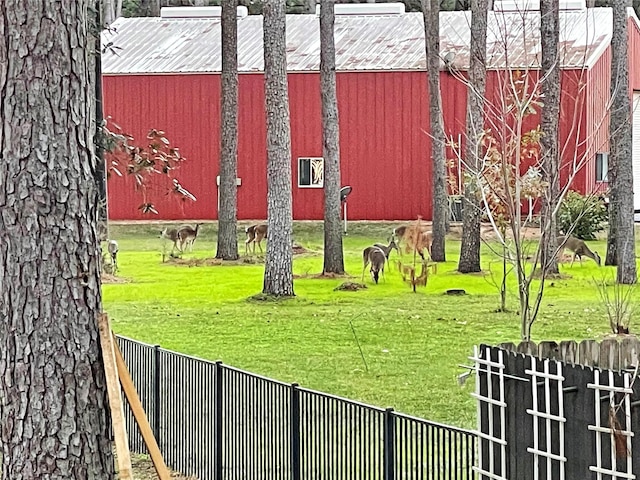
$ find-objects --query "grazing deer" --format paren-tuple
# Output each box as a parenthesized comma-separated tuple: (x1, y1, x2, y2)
(416, 230, 433, 261)
(392, 225, 432, 258)
(556, 235, 601, 267)
(245, 223, 268, 255)
(160, 227, 182, 254)
(362, 238, 398, 283)
(107, 240, 119, 273)
(178, 223, 202, 252)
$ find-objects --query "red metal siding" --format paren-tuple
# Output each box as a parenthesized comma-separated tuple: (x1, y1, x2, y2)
(337, 72, 432, 220)
(579, 18, 640, 195)
(103, 75, 220, 221)
(104, 71, 438, 221)
(584, 51, 610, 195)
(629, 18, 640, 91)
(105, 37, 638, 221)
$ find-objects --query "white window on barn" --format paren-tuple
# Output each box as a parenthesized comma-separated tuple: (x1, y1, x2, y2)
(298, 157, 324, 188)
(595, 152, 608, 182)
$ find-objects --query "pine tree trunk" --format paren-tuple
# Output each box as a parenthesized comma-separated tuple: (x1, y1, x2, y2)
(140, 0, 161, 16)
(320, 0, 345, 275)
(263, 0, 295, 296)
(606, 157, 619, 266)
(95, 0, 109, 241)
(540, 0, 560, 275)
(217, 0, 240, 260)
(609, 0, 637, 283)
(103, 0, 116, 25)
(422, 0, 447, 262)
(0, 2, 114, 478)
(458, 0, 487, 273)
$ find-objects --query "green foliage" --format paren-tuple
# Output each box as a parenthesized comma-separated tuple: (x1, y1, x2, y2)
(103, 221, 618, 428)
(122, 0, 142, 17)
(557, 190, 608, 240)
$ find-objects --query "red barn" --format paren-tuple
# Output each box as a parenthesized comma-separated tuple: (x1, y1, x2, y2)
(101, 3, 640, 221)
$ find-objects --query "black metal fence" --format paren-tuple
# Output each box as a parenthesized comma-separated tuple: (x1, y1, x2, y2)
(117, 335, 476, 480)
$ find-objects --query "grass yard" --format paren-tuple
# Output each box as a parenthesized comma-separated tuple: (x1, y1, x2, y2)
(103, 221, 632, 429)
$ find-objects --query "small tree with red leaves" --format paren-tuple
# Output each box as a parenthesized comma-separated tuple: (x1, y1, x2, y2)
(102, 119, 196, 215)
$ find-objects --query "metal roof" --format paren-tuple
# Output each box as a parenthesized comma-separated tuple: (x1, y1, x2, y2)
(101, 8, 618, 75)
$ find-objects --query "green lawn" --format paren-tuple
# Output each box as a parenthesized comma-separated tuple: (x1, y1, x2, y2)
(103, 221, 629, 429)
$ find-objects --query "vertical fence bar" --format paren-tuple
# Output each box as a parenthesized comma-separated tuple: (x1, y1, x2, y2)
(384, 407, 395, 480)
(291, 383, 301, 480)
(153, 345, 161, 445)
(215, 361, 223, 480)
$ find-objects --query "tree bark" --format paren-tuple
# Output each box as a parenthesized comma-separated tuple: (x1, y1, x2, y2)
(263, 0, 295, 296)
(539, 0, 560, 275)
(103, 0, 116, 25)
(608, 0, 637, 283)
(216, 0, 240, 260)
(140, 0, 161, 16)
(458, 0, 487, 273)
(306, 0, 317, 13)
(320, 0, 345, 275)
(0, 2, 114, 478)
(95, 0, 109, 241)
(422, 0, 447, 262)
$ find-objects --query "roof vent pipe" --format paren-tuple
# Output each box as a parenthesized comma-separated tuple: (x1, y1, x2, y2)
(160, 6, 249, 18)
(315, 2, 405, 16)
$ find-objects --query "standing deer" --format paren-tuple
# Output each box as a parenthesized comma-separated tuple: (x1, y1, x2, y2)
(178, 223, 202, 252)
(107, 239, 119, 273)
(245, 223, 268, 255)
(362, 237, 399, 283)
(160, 227, 182, 254)
(392, 225, 433, 259)
(556, 235, 601, 267)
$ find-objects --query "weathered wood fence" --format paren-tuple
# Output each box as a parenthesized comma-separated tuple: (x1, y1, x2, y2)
(498, 336, 640, 371)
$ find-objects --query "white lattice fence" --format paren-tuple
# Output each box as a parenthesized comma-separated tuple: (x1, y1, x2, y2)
(588, 369, 635, 480)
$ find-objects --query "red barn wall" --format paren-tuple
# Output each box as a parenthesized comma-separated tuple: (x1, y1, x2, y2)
(104, 52, 628, 221)
(629, 17, 640, 91)
(581, 17, 640, 196)
(103, 74, 221, 221)
(104, 71, 441, 221)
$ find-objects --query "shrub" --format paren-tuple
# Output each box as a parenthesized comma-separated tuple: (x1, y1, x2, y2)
(557, 191, 608, 240)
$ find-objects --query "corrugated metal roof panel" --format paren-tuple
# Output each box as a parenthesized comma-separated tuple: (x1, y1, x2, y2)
(101, 8, 615, 75)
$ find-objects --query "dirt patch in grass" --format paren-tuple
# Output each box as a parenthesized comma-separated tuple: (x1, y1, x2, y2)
(166, 257, 224, 267)
(101, 273, 129, 284)
(334, 281, 367, 291)
(164, 256, 263, 266)
(162, 244, 314, 268)
(445, 223, 541, 241)
(293, 244, 311, 255)
(293, 271, 352, 280)
(117, 453, 198, 479)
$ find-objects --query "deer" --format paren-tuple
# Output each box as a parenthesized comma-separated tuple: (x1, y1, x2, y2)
(178, 223, 202, 253)
(107, 239, 119, 273)
(160, 227, 182, 255)
(556, 235, 601, 267)
(362, 237, 399, 283)
(245, 223, 268, 255)
(392, 225, 433, 259)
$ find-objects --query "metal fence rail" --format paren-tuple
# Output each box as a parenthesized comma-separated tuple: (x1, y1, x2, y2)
(116, 335, 476, 480)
